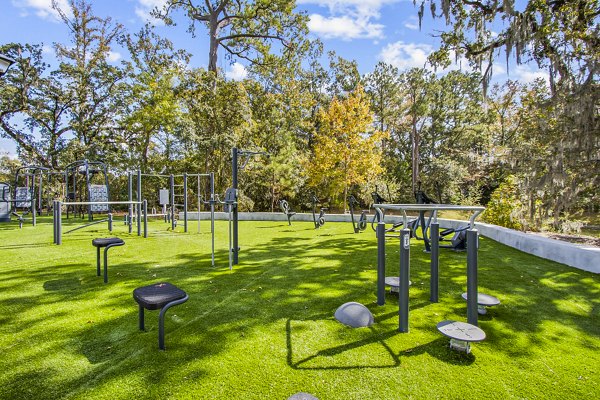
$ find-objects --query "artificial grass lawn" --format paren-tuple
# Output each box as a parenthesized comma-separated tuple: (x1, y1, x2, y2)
(0, 216, 598, 400)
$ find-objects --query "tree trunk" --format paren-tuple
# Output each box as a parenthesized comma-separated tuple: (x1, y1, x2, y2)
(208, 15, 219, 74)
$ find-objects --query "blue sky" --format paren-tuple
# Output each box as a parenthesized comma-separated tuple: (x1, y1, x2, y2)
(1, 0, 546, 155)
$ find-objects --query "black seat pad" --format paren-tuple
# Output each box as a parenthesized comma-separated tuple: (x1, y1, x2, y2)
(134, 282, 187, 310)
(92, 237, 124, 247)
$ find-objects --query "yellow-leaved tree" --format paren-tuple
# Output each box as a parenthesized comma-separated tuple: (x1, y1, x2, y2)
(308, 86, 388, 211)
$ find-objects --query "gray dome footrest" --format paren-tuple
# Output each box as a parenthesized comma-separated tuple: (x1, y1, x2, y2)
(334, 302, 374, 328)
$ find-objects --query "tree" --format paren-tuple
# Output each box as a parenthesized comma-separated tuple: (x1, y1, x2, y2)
(153, 0, 308, 74)
(307, 86, 387, 211)
(53, 0, 127, 162)
(120, 25, 190, 172)
(0, 43, 72, 168)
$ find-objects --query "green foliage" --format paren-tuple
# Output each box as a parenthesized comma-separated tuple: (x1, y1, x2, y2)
(483, 176, 526, 230)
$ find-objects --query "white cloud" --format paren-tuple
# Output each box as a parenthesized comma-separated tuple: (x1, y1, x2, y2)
(511, 65, 549, 84)
(225, 62, 248, 81)
(379, 41, 471, 74)
(379, 41, 433, 70)
(11, 0, 71, 22)
(135, 0, 168, 25)
(308, 14, 384, 40)
(299, 0, 399, 40)
(404, 16, 419, 30)
(107, 51, 122, 63)
(41, 44, 54, 55)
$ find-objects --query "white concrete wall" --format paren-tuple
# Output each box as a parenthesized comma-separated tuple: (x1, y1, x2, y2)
(184, 212, 599, 274)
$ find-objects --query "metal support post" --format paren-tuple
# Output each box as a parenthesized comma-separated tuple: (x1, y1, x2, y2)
(57, 201, 62, 245)
(32, 198, 36, 226)
(466, 229, 479, 326)
(53, 200, 57, 244)
(143, 199, 148, 238)
(232, 148, 239, 265)
(137, 170, 142, 236)
(376, 210, 386, 306)
(183, 173, 188, 233)
(430, 221, 439, 303)
(108, 213, 113, 232)
(128, 171, 133, 234)
(210, 172, 215, 267)
(170, 174, 175, 230)
(399, 228, 410, 333)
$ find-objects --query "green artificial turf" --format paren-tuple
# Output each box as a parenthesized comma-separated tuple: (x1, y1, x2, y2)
(0, 216, 598, 399)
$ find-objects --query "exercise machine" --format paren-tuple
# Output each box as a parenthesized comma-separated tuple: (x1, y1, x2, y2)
(311, 194, 327, 229)
(64, 160, 109, 221)
(279, 199, 296, 226)
(348, 195, 367, 233)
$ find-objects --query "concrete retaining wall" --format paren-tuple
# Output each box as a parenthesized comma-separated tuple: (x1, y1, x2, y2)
(184, 211, 599, 273)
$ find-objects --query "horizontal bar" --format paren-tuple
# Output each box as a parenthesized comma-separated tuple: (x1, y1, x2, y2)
(61, 201, 143, 205)
(373, 203, 486, 228)
(373, 204, 485, 212)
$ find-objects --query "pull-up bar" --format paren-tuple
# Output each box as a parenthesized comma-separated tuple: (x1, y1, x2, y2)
(53, 199, 148, 245)
(372, 203, 485, 333)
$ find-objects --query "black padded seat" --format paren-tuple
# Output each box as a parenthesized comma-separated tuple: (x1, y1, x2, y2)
(133, 282, 189, 350)
(91, 237, 125, 283)
(133, 283, 187, 310)
(92, 237, 124, 247)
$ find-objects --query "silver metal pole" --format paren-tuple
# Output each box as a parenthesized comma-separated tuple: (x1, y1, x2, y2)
(183, 173, 188, 233)
(376, 209, 386, 306)
(137, 170, 141, 236)
(143, 199, 148, 238)
(467, 229, 479, 326)
(57, 201, 62, 245)
(430, 221, 439, 303)
(399, 228, 410, 333)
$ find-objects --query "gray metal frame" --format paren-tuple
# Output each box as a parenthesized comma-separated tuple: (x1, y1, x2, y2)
(53, 200, 147, 245)
(373, 203, 485, 332)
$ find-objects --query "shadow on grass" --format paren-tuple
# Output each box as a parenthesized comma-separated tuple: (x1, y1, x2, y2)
(0, 221, 598, 398)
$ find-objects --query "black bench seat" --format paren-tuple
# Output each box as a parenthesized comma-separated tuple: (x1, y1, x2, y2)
(133, 282, 188, 350)
(92, 237, 125, 283)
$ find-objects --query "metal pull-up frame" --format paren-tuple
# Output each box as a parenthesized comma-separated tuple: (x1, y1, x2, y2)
(373, 204, 485, 333)
(53, 200, 148, 245)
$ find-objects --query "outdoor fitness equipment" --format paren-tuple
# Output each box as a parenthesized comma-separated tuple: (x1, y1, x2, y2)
(128, 171, 214, 235)
(348, 195, 367, 233)
(369, 190, 414, 237)
(311, 194, 327, 229)
(53, 199, 148, 245)
(231, 147, 269, 266)
(414, 189, 469, 252)
(372, 203, 485, 334)
(279, 199, 296, 226)
(0, 166, 50, 228)
(64, 160, 109, 221)
(215, 187, 237, 270)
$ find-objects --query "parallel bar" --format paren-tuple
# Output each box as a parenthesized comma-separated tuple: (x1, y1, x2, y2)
(399, 228, 411, 333)
(430, 222, 439, 303)
(466, 229, 479, 326)
(60, 201, 143, 205)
